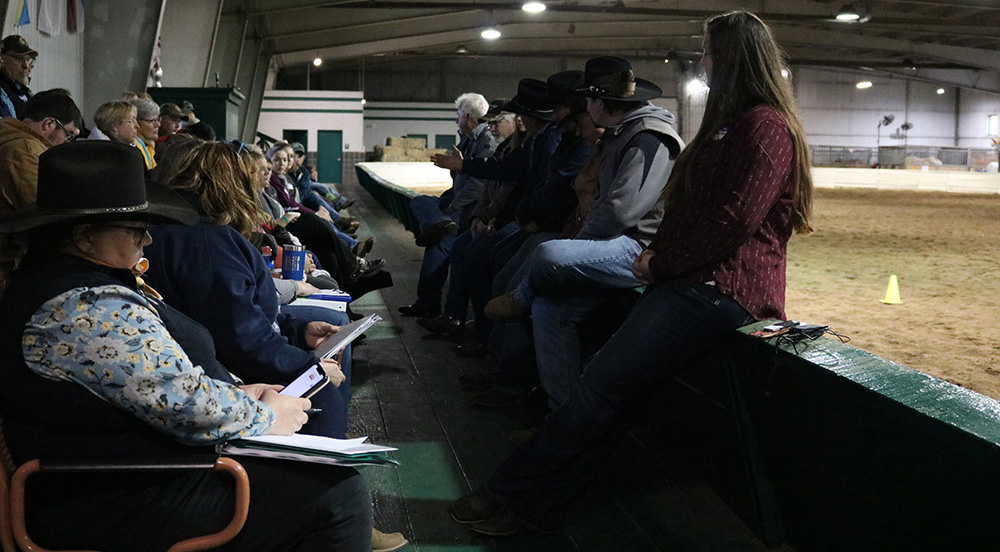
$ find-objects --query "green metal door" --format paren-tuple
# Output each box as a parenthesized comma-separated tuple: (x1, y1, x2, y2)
(317, 130, 343, 184)
(435, 134, 457, 149)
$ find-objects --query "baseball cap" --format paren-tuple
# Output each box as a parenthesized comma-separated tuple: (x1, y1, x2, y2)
(159, 102, 190, 121)
(1, 35, 38, 58)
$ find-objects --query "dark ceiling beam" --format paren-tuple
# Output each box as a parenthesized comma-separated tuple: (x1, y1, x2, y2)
(771, 25, 1000, 72)
(272, 20, 705, 62)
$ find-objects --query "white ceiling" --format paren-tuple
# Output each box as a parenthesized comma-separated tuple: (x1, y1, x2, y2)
(234, 0, 1000, 94)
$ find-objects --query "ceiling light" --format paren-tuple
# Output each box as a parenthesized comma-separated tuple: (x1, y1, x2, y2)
(856, 80, 873, 89)
(313, 57, 322, 67)
(836, 4, 861, 21)
(456, 46, 468, 54)
(685, 78, 706, 96)
(522, 2, 546, 13)
(481, 28, 501, 40)
(936, 88, 945, 95)
(781, 69, 789, 78)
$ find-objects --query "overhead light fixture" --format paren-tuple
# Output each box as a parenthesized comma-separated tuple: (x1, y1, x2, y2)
(456, 46, 468, 54)
(313, 57, 322, 67)
(856, 80, 873, 89)
(481, 28, 501, 40)
(936, 88, 945, 95)
(781, 69, 789, 78)
(836, 4, 861, 21)
(685, 78, 707, 96)
(522, 2, 546, 13)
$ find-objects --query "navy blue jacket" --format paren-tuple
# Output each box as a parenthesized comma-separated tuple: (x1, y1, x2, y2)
(515, 124, 591, 232)
(144, 217, 319, 386)
(460, 121, 562, 201)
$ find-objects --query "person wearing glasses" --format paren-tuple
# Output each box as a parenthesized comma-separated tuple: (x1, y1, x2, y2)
(0, 140, 374, 551)
(0, 35, 36, 119)
(89, 100, 140, 144)
(128, 97, 161, 170)
(0, 89, 82, 217)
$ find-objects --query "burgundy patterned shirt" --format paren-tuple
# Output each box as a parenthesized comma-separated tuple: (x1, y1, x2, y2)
(647, 104, 796, 320)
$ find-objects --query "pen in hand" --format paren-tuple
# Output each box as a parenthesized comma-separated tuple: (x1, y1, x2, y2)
(304, 408, 323, 414)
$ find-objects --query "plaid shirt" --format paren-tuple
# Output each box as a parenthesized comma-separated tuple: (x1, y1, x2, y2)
(648, 104, 796, 320)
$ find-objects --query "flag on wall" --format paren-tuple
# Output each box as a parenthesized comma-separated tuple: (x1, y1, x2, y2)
(15, 0, 31, 26)
(38, 0, 65, 35)
(67, 0, 85, 33)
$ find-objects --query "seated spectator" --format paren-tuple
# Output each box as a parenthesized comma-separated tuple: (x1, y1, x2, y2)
(486, 58, 683, 408)
(128, 97, 160, 169)
(290, 142, 353, 212)
(451, 10, 814, 536)
(0, 35, 36, 119)
(179, 100, 217, 141)
(157, 102, 188, 139)
(259, 146, 384, 287)
(267, 142, 362, 245)
(141, 141, 351, 439)
(0, 140, 372, 551)
(89, 100, 138, 143)
(0, 89, 82, 216)
(397, 92, 494, 319)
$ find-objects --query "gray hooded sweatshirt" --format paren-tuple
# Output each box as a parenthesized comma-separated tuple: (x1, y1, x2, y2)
(576, 103, 683, 246)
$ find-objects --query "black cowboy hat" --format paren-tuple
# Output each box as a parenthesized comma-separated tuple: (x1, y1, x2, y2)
(574, 56, 662, 101)
(0, 141, 199, 233)
(547, 70, 584, 101)
(500, 79, 555, 120)
(478, 98, 510, 123)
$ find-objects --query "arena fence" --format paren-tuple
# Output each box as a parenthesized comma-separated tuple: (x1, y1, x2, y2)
(648, 320, 1000, 550)
(811, 145, 998, 172)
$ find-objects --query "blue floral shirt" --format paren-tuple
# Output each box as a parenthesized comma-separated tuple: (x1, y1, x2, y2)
(22, 284, 275, 444)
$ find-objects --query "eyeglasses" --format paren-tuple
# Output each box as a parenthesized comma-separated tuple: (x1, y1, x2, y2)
(139, 116, 161, 124)
(103, 222, 152, 239)
(52, 118, 76, 142)
(2, 53, 34, 67)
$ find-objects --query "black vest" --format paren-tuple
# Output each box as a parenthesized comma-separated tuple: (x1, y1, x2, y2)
(0, 254, 229, 464)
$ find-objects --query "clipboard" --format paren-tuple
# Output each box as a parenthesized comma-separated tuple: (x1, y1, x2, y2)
(312, 313, 381, 358)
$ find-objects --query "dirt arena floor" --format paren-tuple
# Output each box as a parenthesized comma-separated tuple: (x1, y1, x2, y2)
(785, 187, 1000, 399)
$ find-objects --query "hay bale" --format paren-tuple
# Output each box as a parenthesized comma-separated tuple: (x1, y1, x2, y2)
(387, 137, 407, 146)
(404, 137, 427, 149)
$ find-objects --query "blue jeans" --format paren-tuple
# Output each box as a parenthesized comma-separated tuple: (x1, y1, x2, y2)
(409, 194, 457, 234)
(281, 304, 353, 428)
(513, 235, 644, 306)
(410, 195, 462, 309)
(302, 191, 342, 221)
(467, 222, 521, 343)
(443, 230, 473, 320)
(487, 231, 558, 387)
(488, 283, 754, 530)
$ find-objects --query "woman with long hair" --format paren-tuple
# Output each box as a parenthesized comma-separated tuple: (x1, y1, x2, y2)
(141, 141, 351, 439)
(450, 10, 813, 536)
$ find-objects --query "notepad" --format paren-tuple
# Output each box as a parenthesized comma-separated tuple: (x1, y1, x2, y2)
(312, 313, 381, 358)
(220, 434, 398, 468)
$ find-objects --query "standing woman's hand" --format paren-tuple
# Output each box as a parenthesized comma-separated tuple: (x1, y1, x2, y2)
(632, 249, 657, 284)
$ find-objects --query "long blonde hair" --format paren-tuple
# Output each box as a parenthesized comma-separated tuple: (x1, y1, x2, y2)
(164, 142, 260, 238)
(664, 11, 813, 233)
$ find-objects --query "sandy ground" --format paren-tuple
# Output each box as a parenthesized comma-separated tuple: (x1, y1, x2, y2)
(785, 187, 1000, 398)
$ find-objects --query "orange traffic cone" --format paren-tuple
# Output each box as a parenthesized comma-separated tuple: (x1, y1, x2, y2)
(880, 275, 903, 304)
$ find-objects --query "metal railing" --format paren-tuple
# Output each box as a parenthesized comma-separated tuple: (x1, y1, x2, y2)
(810, 145, 998, 172)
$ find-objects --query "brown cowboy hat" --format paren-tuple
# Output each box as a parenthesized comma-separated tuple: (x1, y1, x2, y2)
(574, 56, 662, 101)
(0, 141, 198, 233)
